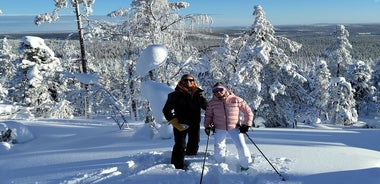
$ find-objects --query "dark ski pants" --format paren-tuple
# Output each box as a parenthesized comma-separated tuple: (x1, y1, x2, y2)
(171, 125, 200, 169)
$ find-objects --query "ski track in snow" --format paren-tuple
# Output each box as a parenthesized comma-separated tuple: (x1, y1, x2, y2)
(60, 150, 293, 184)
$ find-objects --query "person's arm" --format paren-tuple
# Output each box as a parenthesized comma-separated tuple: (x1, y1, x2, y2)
(199, 91, 208, 110)
(163, 93, 187, 131)
(204, 103, 213, 128)
(239, 98, 254, 127)
(162, 93, 176, 121)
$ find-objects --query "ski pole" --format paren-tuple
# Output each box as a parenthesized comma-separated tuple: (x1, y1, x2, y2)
(200, 133, 210, 184)
(245, 133, 286, 181)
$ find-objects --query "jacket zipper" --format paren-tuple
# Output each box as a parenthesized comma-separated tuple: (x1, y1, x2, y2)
(223, 101, 228, 130)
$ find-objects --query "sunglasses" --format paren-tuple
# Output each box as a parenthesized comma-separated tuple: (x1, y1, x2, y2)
(182, 79, 194, 82)
(212, 88, 224, 93)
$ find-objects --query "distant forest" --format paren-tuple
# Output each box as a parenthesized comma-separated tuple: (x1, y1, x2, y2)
(200, 24, 380, 70)
(3, 23, 380, 70)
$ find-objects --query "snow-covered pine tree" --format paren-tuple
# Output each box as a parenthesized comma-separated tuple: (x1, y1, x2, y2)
(0, 37, 15, 85)
(7, 36, 73, 118)
(309, 60, 331, 123)
(327, 77, 357, 125)
(347, 60, 375, 115)
(323, 24, 352, 78)
(230, 5, 304, 127)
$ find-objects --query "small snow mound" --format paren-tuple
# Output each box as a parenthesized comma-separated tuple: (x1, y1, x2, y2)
(136, 44, 168, 76)
(1, 121, 34, 143)
(126, 160, 135, 168)
(0, 142, 12, 152)
(218, 163, 230, 173)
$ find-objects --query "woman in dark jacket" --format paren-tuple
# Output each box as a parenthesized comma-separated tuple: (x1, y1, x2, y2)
(162, 74, 208, 169)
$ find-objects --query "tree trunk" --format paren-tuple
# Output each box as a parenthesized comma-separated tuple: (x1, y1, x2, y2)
(74, 0, 90, 118)
(128, 65, 138, 120)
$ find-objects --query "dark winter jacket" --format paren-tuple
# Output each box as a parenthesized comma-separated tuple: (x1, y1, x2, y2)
(162, 86, 208, 126)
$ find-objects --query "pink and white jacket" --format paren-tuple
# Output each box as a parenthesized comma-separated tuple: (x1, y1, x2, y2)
(204, 90, 254, 130)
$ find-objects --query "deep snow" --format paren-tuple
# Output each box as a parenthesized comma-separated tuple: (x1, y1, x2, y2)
(0, 117, 379, 184)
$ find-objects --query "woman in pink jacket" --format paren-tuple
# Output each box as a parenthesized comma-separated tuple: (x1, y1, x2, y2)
(204, 82, 254, 170)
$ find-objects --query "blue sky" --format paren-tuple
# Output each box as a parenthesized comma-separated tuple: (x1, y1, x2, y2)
(1, 0, 380, 26)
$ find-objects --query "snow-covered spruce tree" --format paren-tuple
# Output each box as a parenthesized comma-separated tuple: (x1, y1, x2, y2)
(308, 60, 331, 123)
(347, 60, 375, 116)
(322, 24, 352, 78)
(229, 5, 304, 127)
(327, 77, 357, 125)
(0, 38, 14, 103)
(0, 37, 15, 86)
(7, 36, 73, 118)
(101, 0, 212, 121)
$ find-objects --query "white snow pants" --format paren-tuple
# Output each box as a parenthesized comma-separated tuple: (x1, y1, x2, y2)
(213, 128, 252, 168)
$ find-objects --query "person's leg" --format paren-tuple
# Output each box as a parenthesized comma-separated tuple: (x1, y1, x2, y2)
(213, 129, 227, 163)
(229, 128, 252, 168)
(186, 124, 200, 155)
(171, 128, 187, 169)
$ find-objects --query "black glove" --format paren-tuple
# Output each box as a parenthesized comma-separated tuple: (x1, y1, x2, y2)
(239, 125, 250, 133)
(204, 126, 215, 136)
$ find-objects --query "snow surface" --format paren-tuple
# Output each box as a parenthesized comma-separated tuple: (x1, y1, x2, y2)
(0, 117, 379, 184)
